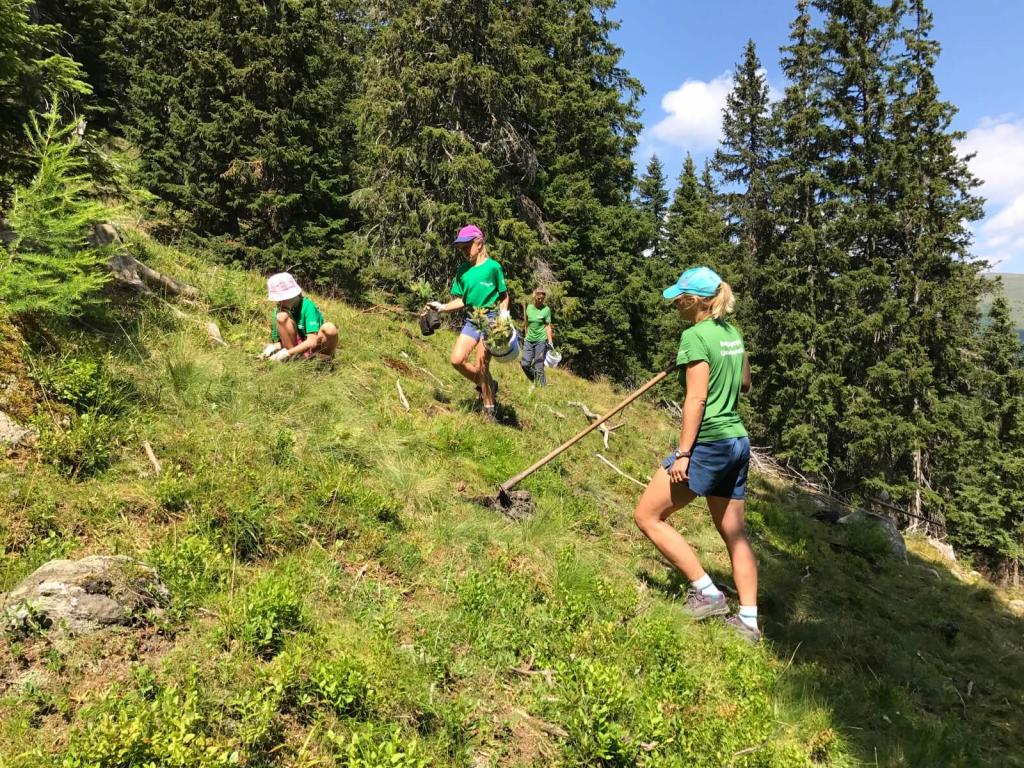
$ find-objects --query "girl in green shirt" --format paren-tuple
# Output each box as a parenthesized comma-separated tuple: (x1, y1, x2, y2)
(633, 267, 760, 642)
(258, 272, 339, 362)
(520, 287, 553, 386)
(427, 225, 510, 422)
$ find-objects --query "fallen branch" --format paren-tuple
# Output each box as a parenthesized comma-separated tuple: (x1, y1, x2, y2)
(729, 725, 784, 765)
(568, 400, 622, 448)
(544, 406, 567, 420)
(510, 708, 569, 740)
(142, 440, 162, 476)
(510, 654, 556, 687)
(595, 453, 647, 488)
(107, 252, 200, 300)
(396, 380, 410, 412)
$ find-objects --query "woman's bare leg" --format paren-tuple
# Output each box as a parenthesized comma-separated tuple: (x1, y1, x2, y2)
(633, 468, 705, 581)
(476, 340, 494, 407)
(450, 334, 481, 384)
(707, 496, 757, 606)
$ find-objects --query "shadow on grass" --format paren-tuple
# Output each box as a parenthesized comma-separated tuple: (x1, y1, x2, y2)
(748, 488, 1024, 768)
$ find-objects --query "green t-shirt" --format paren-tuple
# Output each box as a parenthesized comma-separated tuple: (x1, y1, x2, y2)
(525, 303, 551, 342)
(451, 258, 506, 310)
(676, 317, 748, 443)
(271, 296, 323, 342)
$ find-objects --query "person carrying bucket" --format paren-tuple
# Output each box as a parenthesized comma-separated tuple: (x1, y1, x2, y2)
(520, 287, 554, 386)
(427, 225, 510, 423)
(632, 267, 759, 642)
(258, 272, 339, 362)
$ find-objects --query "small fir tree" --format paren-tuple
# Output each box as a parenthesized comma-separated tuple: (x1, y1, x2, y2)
(1, 101, 111, 318)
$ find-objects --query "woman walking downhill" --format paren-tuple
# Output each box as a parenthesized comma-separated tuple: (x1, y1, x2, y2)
(633, 267, 759, 642)
(428, 225, 510, 422)
(520, 287, 553, 386)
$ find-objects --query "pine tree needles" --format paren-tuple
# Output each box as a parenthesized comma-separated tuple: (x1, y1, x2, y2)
(1, 100, 112, 318)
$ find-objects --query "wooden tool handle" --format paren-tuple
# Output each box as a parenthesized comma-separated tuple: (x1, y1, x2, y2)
(499, 363, 677, 493)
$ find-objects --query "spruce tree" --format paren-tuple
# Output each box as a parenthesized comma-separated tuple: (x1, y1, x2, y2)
(33, 0, 130, 131)
(664, 155, 731, 279)
(0, 0, 88, 201)
(636, 154, 669, 257)
(712, 39, 773, 269)
(752, 0, 837, 470)
(124, 0, 362, 286)
(1, 101, 111, 317)
(946, 294, 1024, 579)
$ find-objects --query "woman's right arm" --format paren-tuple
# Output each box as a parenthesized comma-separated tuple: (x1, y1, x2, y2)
(668, 361, 710, 483)
(741, 353, 751, 393)
(429, 298, 465, 312)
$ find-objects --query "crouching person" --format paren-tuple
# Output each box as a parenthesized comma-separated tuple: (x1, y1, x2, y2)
(258, 272, 339, 362)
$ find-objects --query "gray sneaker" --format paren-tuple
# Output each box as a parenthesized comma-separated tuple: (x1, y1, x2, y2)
(683, 590, 730, 620)
(725, 615, 761, 643)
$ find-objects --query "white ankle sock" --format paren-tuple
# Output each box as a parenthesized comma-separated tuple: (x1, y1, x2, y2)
(692, 574, 722, 599)
(738, 605, 758, 630)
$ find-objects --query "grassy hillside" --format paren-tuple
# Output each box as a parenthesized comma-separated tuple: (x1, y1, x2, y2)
(2, 233, 1023, 767)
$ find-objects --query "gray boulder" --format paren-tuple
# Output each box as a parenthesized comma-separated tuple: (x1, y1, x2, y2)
(839, 509, 908, 562)
(0, 411, 36, 450)
(1, 556, 169, 636)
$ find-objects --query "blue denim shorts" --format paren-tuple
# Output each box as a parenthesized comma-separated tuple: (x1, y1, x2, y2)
(459, 310, 496, 342)
(661, 436, 751, 500)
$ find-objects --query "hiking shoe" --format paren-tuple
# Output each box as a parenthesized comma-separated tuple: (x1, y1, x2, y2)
(725, 615, 761, 644)
(682, 590, 730, 621)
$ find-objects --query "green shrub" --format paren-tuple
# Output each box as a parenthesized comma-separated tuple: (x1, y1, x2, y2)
(148, 534, 228, 620)
(37, 412, 123, 477)
(227, 577, 306, 659)
(35, 354, 131, 415)
(326, 724, 428, 768)
(308, 657, 372, 718)
(60, 682, 240, 768)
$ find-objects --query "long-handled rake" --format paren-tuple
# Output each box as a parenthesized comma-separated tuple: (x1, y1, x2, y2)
(496, 362, 678, 508)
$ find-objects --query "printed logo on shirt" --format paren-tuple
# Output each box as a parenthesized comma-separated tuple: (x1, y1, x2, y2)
(719, 339, 744, 357)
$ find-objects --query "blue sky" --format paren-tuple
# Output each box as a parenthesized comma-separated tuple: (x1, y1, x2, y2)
(610, 1, 1024, 273)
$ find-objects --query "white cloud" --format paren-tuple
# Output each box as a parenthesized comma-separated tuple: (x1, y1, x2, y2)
(960, 116, 1024, 272)
(650, 72, 733, 150)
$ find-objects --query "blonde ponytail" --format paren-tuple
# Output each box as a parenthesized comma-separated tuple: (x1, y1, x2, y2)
(708, 281, 735, 320)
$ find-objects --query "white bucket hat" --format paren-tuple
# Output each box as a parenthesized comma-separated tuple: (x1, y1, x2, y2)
(267, 272, 302, 302)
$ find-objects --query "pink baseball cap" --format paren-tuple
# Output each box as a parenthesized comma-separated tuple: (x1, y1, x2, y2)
(453, 224, 484, 244)
(267, 272, 302, 302)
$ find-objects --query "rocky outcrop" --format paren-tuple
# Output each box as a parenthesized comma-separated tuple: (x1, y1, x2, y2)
(839, 509, 908, 562)
(0, 411, 37, 450)
(1, 556, 169, 636)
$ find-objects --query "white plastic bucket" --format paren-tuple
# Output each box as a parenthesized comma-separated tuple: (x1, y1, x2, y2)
(488, 328, 521, 364)
(544, 347, 562, 368)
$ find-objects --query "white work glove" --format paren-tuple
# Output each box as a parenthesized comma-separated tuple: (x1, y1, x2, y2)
(269, 347, 292, 363)
(427, 301, 445, 311)
(259, 343, 280, 360)
(498, 309, 511, 321)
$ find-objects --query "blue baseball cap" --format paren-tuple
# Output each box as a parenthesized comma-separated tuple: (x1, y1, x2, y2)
(663, 266, 722, 300)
